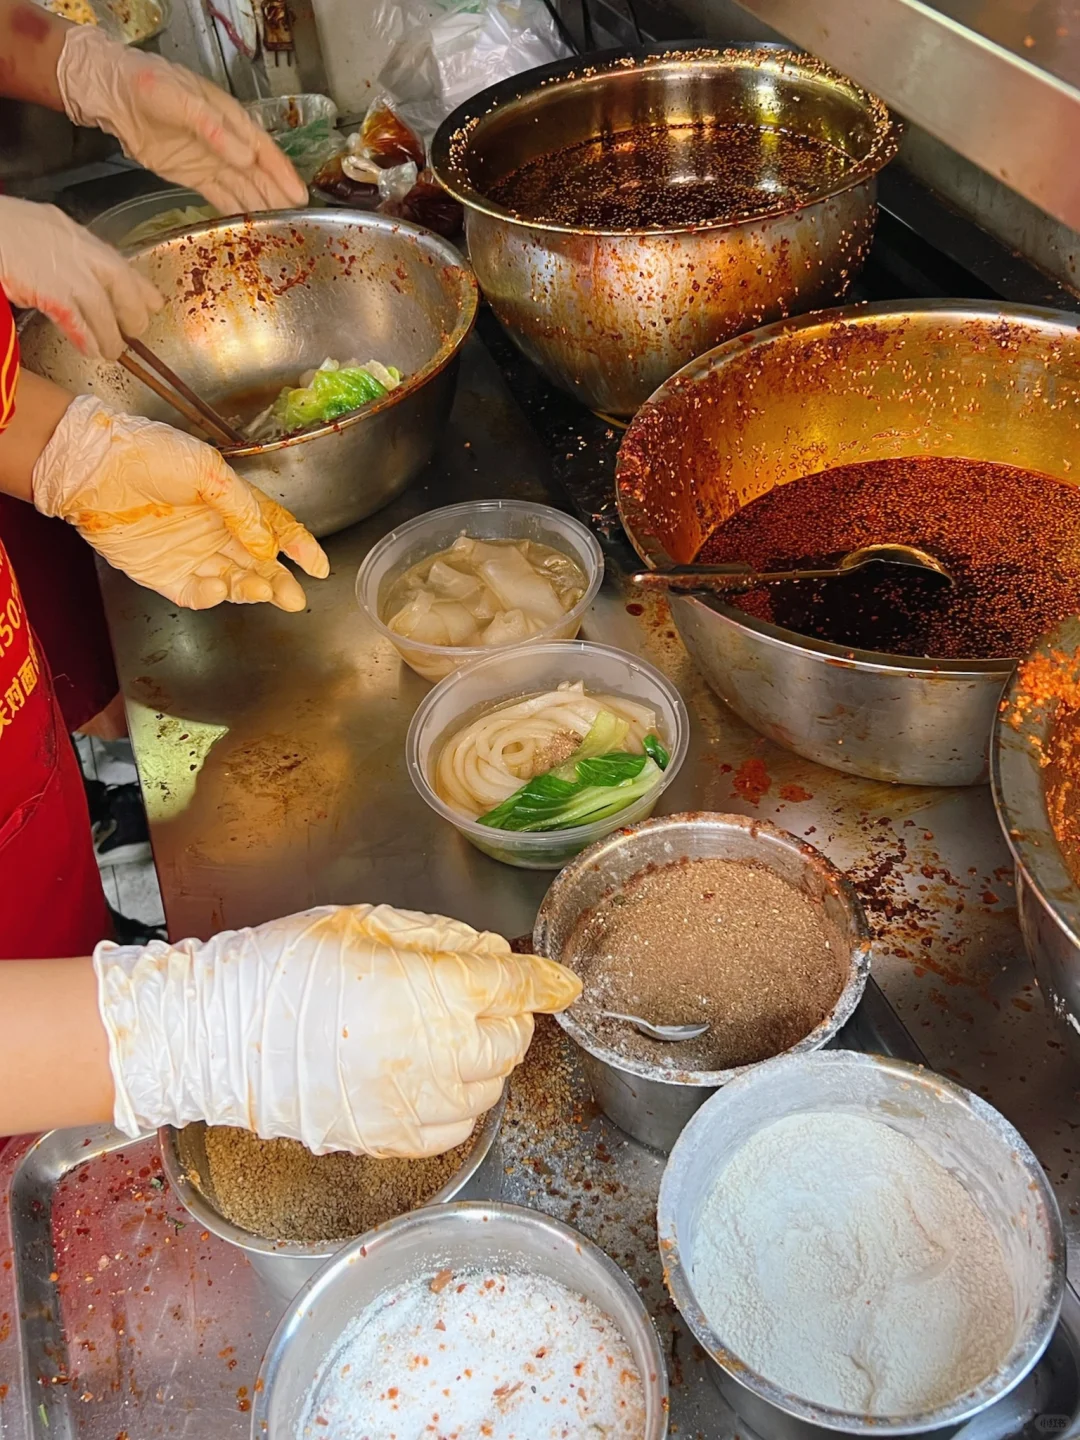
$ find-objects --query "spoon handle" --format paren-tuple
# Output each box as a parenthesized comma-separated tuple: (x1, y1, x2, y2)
(631, 565, 841, 593)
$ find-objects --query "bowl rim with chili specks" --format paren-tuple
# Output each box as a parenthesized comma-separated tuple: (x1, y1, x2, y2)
(533, 811, 872, 1086)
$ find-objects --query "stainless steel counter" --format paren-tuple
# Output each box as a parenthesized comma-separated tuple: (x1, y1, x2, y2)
(728, 0, 1080, 234)
(101, 327, 1080, 1301)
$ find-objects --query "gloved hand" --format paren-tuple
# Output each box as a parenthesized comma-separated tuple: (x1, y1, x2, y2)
(57, 27, 307, 215)
(32, 394, 328, 610)
(94, 904, 582, 1157)
(0, 196, 164, 360)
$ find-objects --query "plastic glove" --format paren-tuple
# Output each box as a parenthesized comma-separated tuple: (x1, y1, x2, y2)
(0, 196, 164, 360)
(57, 27, 307, 215)
(94, 904, 582, 1158)
(32, 394, 328, 610)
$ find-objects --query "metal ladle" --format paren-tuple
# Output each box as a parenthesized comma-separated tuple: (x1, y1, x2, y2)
(631, 543, 953, 594)
(600, 1010, 710, 1042)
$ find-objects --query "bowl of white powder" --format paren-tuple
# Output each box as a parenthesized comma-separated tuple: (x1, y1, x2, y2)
(657, 1049, 1064, 1438)
(252, 1199, 668, 1438)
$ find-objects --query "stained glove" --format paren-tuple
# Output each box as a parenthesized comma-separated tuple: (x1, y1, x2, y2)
(57, 27, 307, 215)
(94, 904, 583, 1158)
(0, 196, 164, 360)
(33, 394, 328, 610)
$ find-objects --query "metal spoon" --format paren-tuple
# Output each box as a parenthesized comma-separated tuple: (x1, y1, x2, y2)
(600, 1010, 710, 1042)
(631, 543, 953, 595)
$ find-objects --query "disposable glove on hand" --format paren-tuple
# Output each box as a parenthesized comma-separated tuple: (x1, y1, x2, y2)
(0, 196, 163, 360)
(57, 27, 307, 214)
(33, 394, 328, 610)
(94, 904, 583, 1158)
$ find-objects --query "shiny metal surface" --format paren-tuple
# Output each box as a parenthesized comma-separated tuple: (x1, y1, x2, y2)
(157, 1095, 506, 1304)
(252, 1201, 669, 1439)
(4, 1015, 1080, 1440)
(533, 812, 871, 1151)
(616, 299, 1080, 786)
(19, 211, 478, 538)
(76, 328, 1080, 1434)
(602, 1011, 712, 1041)
(632, 543, 952, 593)
(658, 1050, 1066, 1439)
(992, 616, 1080, 1050)
(432, 43, 899, 416)
(727, 0, 1080, 235)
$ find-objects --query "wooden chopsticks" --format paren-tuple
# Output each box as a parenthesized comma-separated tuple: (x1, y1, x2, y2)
(118, 335, 247, 450)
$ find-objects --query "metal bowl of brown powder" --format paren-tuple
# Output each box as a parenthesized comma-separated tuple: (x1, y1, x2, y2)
(159, 1098, 505, 1303)
(533, 812, 871, 1151)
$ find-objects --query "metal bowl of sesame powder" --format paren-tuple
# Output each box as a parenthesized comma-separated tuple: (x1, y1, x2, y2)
(533, 811, 872, 1151)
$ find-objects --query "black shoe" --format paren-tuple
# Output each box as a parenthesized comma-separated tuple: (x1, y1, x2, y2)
(94, 783, 151, 863)
(109, 905, 167, 947)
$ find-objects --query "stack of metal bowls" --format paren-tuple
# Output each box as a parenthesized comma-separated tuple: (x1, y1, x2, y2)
(616, 299, 1080, 786)
(432, 42, 900, 416)
(534, 812, 872, 1151)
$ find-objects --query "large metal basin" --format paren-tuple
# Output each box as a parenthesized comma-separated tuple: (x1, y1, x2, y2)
(616, 299, 1080, 787)
(19, 211, 478, 539)
(993, 615, 1080, 1050)
(431, 43, 899, 416)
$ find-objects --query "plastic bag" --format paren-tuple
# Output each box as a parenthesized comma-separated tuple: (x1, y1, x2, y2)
(360, 99, 426, 170)
(370, 0, 571, 147)
(380, 168, 465, 238)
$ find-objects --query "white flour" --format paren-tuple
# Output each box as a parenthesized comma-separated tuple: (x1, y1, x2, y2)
(692, 1112, 1014, 1416)
(301, 1267, 647, 1439)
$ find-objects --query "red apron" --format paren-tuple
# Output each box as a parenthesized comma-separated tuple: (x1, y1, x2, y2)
(0, 290, 109, 960)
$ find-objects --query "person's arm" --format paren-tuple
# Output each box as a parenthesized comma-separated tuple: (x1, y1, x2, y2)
(0, 957, 114, 1133)
(0, 906, 582, 1155)
(0, 369, 329, 608)
(0, 0, 69, 109)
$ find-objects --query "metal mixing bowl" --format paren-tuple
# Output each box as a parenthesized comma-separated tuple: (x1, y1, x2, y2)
(533, 812, 872, 1151)
(616, 299, 1080, 787)
(431, 42, 899, 416)
(251, 1201, 669, 1439)
(19, 211, 478, 538)
(658, 1050, 1065, 1439)
(158, 1096, 504, 1304)
(993, 615, 1080, 1051)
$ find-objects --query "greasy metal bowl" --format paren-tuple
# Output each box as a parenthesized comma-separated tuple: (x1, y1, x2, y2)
(251, 1201, 669, 1439)
(616, 299, 1080, 787)
(19, 211, 479, 538)
(658, 1050, 1065, 1439)
(158, 1096, 504, 1305)
(432, 42, 899, 416)
(533, 812, 872, 1152)
(993, 615, 1080, 1051)
(88, 188, 219, 249)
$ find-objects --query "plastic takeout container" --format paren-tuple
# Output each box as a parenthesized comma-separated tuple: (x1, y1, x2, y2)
(356, 499, 604, 682)
(406, 639, 689, 869)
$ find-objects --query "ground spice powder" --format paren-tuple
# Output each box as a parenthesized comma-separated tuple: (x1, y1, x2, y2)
(697, 455, 1080, 659)
(199, 1124, 475, 1244)
(567, 855, 848, 1072)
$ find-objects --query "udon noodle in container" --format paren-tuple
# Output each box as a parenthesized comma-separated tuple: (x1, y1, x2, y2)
(406, 640, 689, 868)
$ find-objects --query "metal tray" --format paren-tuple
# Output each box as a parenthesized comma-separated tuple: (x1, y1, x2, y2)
(1, 979, 1078, 1439)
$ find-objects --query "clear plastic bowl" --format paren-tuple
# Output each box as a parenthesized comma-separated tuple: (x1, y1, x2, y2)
(356, 500, 604, 683)
(406, 640, 690, 869)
